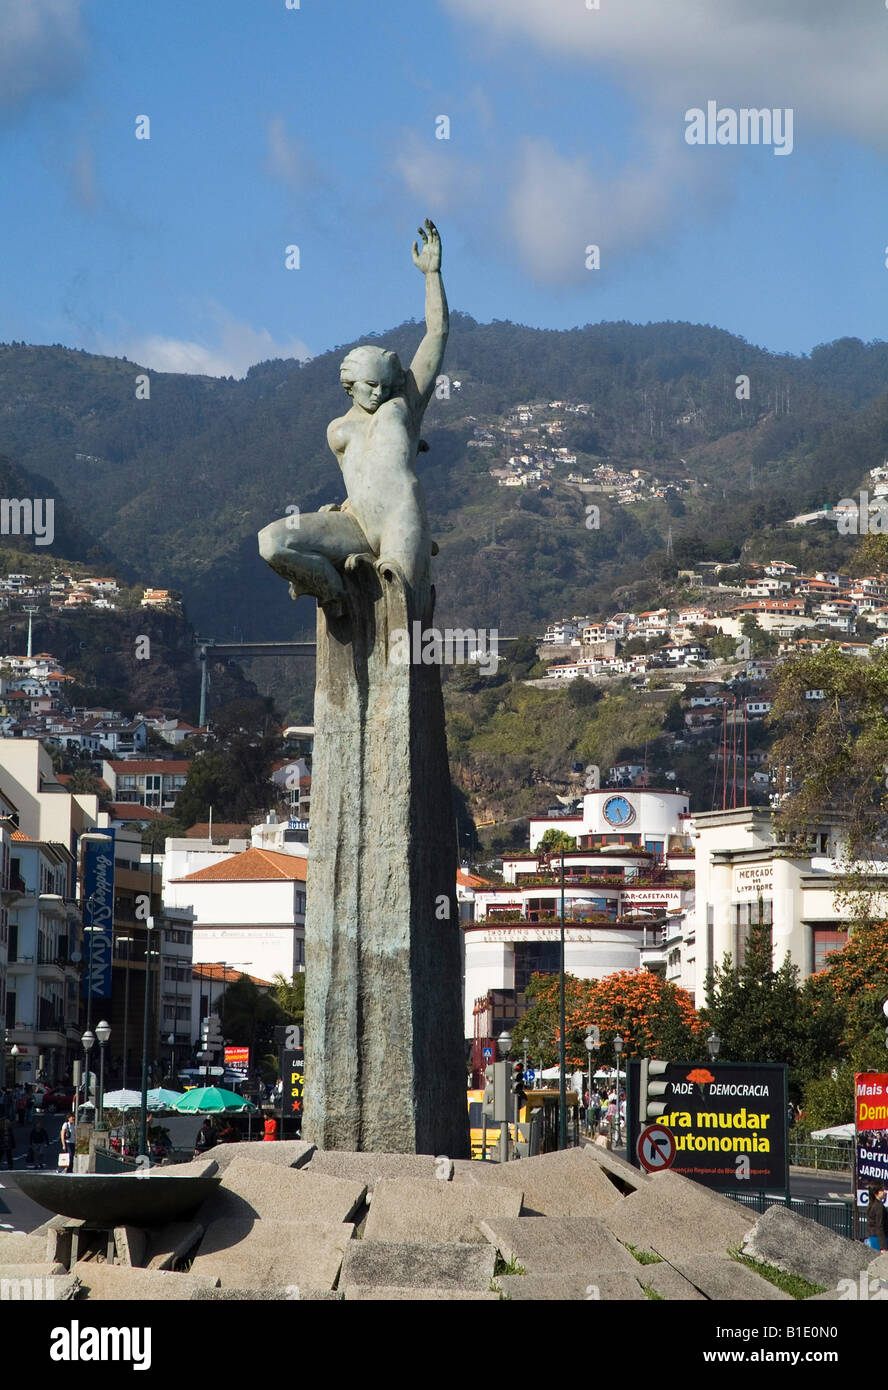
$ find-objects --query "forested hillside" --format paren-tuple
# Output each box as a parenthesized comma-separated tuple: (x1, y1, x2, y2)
(1, 323, 887, 638)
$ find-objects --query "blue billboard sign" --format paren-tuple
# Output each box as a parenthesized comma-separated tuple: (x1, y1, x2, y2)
(82, 832, 114, 999)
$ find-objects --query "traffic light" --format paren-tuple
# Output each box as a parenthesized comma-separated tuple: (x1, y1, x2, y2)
(511, 1062, 526, 1101)
(483, 1061, 509, 1122)
(637, 1058, 669, 1127)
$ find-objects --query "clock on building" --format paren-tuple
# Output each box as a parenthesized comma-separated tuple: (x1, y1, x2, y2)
(603, 795, 635, 827)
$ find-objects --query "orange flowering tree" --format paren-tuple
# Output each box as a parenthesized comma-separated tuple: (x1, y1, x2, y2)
(803, 919, 888, 1069)
(520, 969, 704, 1068)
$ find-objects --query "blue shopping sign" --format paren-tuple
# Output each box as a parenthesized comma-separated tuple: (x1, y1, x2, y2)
(82, 831, 115, 1000)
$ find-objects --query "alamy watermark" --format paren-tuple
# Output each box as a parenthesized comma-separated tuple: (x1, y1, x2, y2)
(388, 623, 499, 676)
(835, 491, 888, 534)
(0, 498, 54, 546)
(684, 102, 793, 156)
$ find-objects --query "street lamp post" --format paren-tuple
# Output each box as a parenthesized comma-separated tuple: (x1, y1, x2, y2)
(167, 1033, 175, 1081)
(497, 1029, 512, 1164)
(116, 936, 135, 1090)
(9, 1044, 20, 1087)
(613, 1033, 624, 1147)
(585, 1027, 598, 1134)
(707, 1032, 721, 1062)
(138, 915, 159, 1161)
(81, 1029, 95, 1115)
(558, 847, 567, 1151)
(95, 1020, 110, 1126)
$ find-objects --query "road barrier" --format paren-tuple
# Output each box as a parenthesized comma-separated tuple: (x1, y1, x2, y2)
(728, 1190, 863, 1240)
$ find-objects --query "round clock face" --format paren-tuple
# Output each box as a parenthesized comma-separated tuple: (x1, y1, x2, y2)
(603, 795, 635, 827)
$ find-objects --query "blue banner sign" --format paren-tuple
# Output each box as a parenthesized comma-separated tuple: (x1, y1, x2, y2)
(82, 832, 114, 999)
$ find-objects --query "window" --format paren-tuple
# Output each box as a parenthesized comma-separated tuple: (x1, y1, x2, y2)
(813, 927, 848, 971)
(513, 941, 562, 992)
(734, 900, 772, 967)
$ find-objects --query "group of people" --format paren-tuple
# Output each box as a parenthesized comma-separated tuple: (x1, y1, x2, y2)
(0, 1085, 37, 1126)
(582, 1088, 626, 1133)
(0, 1109, 56, 1170)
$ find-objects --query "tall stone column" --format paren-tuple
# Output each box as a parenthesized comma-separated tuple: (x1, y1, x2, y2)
(302, 565, 469, 1158)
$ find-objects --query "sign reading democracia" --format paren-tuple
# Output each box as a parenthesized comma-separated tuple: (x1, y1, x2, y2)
(626, 1060, 789, 1194)
(855, 1072, 888, 1203)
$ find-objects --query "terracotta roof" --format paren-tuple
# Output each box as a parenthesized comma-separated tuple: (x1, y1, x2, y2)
(458, 869, 489, 889)
(109, 802, 165, 820)
(185, 822, 252, 840)
(174, 847, 308, 883)
(192, 962, 274, 988)
(11, 829, 32, 841)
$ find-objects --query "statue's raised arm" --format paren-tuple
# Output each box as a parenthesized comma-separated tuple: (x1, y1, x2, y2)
(407, 220, 449, 409)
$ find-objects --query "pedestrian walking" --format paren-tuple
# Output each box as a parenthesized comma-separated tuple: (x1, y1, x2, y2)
(0, 1114, 15, 1169)
(29, 1120, 49, 1169)
(866, 1185, 888, 1251)
(60, 1113, 76, 1172)
(193, 1118, 217, 1158)
(263, 1116, 278, 1142)
(15, 1088, 26, 1127)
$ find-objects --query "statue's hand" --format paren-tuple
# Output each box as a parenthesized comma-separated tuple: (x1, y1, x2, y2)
(318, 503, 341, 513)
(344, 551, 376, 573)
(411, 219, 441, 275)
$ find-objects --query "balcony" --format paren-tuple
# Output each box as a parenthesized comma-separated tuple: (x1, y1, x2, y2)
(36, 957, 65, 982)
(3, 876, 34, 905)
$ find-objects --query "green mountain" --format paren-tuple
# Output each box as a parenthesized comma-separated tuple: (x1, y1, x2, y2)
(1, 324, 887, 639)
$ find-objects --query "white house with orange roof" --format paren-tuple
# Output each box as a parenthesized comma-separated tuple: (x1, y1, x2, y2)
(166, 846, 307, 983)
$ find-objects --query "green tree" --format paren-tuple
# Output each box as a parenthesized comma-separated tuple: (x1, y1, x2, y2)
(520, 969, 702, 1068)
(701, 916, 833, 1080)
(270, 972, 305, 1029)
(141, 817, 178, 853)
(173, 733, 283, 829)
(566, 678, 601, 708)
(536, 829, 577, 853)
(217, 975, 290, 1068)
(739, 614, 778, 657)
(769, 644, 888, 873)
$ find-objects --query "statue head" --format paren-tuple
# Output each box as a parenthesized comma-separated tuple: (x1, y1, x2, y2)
(339, 345, 405, 412)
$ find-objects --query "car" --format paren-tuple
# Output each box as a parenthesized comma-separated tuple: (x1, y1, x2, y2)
(37, 1086, 75, 1113)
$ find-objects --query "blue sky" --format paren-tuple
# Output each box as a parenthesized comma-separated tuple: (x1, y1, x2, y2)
(1, 0, 887, 375)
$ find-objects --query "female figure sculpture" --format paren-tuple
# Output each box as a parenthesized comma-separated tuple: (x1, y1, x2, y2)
(258, 219, 448, 623)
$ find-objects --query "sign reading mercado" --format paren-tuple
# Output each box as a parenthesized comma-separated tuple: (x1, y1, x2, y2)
(855, 1072, 888, 1201)
(82, 830, 115, 1000)
(626, 1060, 788, 1193)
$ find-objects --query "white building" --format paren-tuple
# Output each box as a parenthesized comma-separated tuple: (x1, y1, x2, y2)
(461, 788, 695, 1037)
(688, 808, 888, 1003)
(166, 846, 307, 984)
(4, 830, 81, 1088)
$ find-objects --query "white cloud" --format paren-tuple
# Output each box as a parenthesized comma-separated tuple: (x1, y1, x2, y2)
(69, 139, 98, 211)
(0, 0, 87, 116)
(395, 131, 484, 210)
(442, 0, 888, 149)
(508, 136, 694, 284)
(265, 116, 326, 192)
(105, 310, 312, 379)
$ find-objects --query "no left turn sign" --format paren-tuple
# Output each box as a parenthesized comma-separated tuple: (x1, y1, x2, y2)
(637, 1123, 676, 1172)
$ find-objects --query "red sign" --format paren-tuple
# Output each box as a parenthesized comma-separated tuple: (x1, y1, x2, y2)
(856, 1072, 888, 1132)
(637, 1123, 677, 1172)
(224, 1046, 249, 1071)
